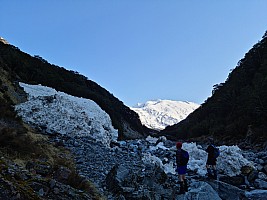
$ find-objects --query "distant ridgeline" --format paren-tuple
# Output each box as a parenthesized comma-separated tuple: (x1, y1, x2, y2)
(0, 39, 152, 140)
(160, 31, 267, 147)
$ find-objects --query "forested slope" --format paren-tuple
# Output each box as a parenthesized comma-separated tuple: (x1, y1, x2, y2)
(160, 32, 267, 148)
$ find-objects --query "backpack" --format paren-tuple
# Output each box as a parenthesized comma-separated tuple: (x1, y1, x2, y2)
(180, 149, 189, 165)
(213, 146, 220, 158)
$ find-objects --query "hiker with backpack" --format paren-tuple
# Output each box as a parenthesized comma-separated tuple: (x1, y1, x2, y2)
(175, 142, 189, 194)
(205, 142, 220, 179)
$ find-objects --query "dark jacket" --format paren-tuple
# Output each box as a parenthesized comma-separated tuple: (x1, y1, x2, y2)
(206, 145, 217, 165)
(176, 149, 189, 166)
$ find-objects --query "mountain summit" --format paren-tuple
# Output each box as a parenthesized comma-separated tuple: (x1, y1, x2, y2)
(131, 100, 199, 130)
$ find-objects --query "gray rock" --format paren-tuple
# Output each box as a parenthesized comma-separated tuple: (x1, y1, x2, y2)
(106, 165, 130, 193)
(244, 189, 267, 200)
(257, 164, 264, 171)
(54, 166, 72, 184)
(179, 181, 222, 200)
(254, 179, 267, 189)
(248, 170, 259, 182)
(258, 172, 267, 181)
(219, 175, 245, 186)
(241, 166, 254, 175)
(264, 164, 267, 173)
(49, 179, 56, 188)
(38, 188, 44, 197)
(208, 180, 245, 200)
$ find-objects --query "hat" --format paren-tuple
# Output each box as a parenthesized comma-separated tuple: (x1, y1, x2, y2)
(176, 142, 182, 149)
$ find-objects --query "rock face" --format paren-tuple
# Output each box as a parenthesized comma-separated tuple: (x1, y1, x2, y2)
(0, 37, 8, 44)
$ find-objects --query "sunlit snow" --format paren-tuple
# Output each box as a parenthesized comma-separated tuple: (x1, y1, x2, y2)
(143, 139, 254, 177)
(15, 83, 118, 147)
(131, 100, 199, 130)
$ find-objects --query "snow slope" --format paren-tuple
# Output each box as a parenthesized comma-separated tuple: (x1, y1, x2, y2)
(15, 83, 118, 147)
(131, 100, 199, 130)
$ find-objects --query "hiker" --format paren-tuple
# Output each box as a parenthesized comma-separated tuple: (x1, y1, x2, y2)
(205, 142, 219, 179)
(175, 142, 189, 194)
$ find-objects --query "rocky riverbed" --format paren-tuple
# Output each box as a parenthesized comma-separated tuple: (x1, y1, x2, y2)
(51, 134, 267, 200)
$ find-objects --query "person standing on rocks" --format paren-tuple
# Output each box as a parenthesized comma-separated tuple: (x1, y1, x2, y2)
(206, 141, 219, 179)
(175, 142, 189, 194)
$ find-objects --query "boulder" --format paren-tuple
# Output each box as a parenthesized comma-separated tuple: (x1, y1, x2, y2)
(207, 180, 245, 200)
(219, 175, 245, 186)
(241, 166, 254, 175)
(254, 179, 267, 189)
(263, 164, 267, 173)
(258, 172, 267, 181)
(248, 170, 259, 182)
(106, 164, 173, 199)
(54, 166, 72, 184)
(30, 182, 49, 197)
(178, 181, 222, 200)
(244, 189, 267, 200)
(106, 164, 130, 194)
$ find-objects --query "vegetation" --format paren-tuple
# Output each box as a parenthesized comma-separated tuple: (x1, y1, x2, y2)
(0, 63, 103, 199)
(0, 41, 151, 140)
(160, 31, 267, 148)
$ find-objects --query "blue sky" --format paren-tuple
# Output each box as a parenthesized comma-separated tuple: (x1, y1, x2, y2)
(1, 1, 267, 106)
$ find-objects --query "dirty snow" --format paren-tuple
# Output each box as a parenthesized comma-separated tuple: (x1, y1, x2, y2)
(15, 83, 118, 147)
(144, 140, 254, 177)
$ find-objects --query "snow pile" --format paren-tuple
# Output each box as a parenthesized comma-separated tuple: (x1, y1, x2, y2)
(185, 143, 253, 176)
(131, 100, 199, 130)
(15, 83, 118, 147)
(182, 142, 208, 176)
(143, 139, 254, 177)
(142, 152, 163, 167)
(217, 145, 252, 176)
(145, 135, 158, 144)
(142, 152, 176, 174)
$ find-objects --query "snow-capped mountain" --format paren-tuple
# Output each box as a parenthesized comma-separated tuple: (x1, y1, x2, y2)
(131, 100, 199, 130)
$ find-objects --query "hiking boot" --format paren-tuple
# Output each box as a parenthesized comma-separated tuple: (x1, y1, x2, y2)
(207, 173, 213, 179)
(178, 181, 185, 195)
(213, 169, 218, 180)
(184, 179, 189, 192)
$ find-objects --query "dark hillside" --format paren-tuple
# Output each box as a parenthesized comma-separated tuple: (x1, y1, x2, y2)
(160, 31, 267, 148)
(0, 51, 104, 200)
(0, 41, 150, 139)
